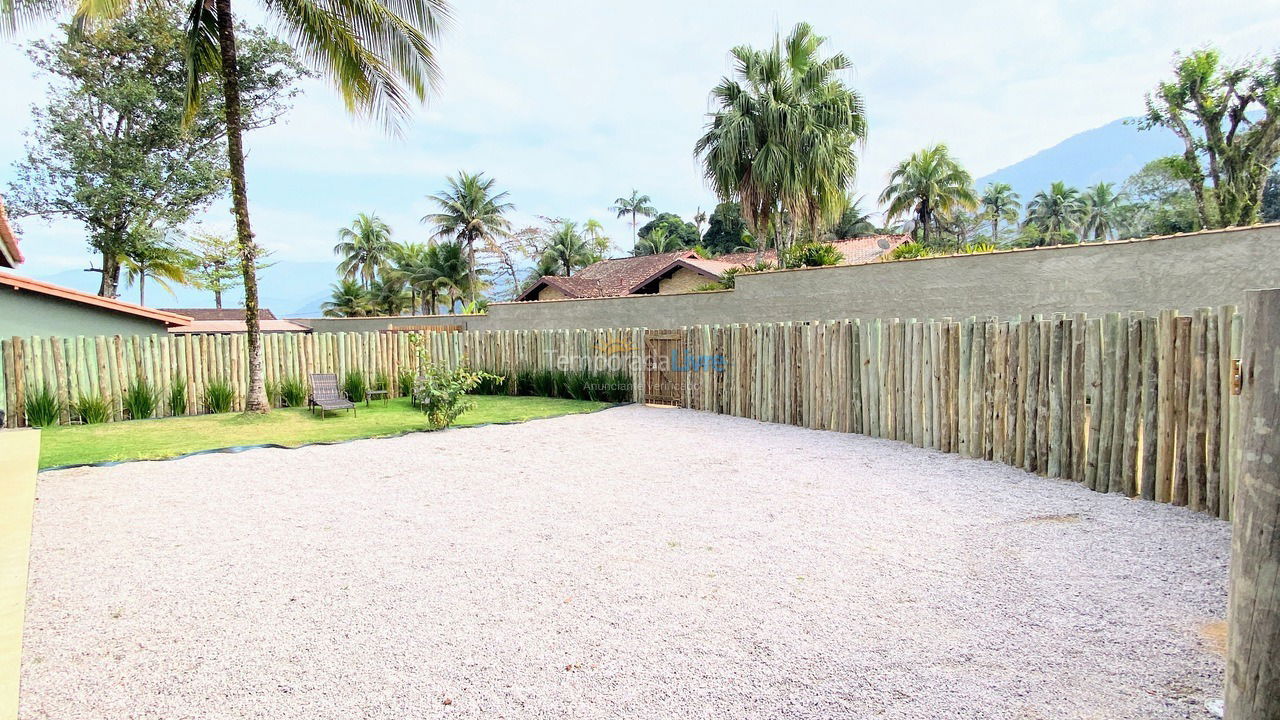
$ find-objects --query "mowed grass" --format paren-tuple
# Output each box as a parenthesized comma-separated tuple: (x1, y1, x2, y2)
(38, 395, 609, 469)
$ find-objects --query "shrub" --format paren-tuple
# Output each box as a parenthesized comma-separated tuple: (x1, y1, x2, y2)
(960, 242, 997, 254)
(342, 370, 367, 403)
(412, 362, 501, 429)
(695, 282, 726, 292)
(168, 377, 187, 416)
(24, 385, 62, 427)
(279, 376, 307, 407)
(780, 241, 844, 268)
(265, 380, 283, 408)
(122, 380, 158, 420)
(202, 378, 235, 414)
(888, 241, 930, 260)
(73, 394, 111, 424)
(718, 267, 743, 289)
(471, 371, 507, 395)
(396, 368, 415, 397)
(565, 370, 589, 400)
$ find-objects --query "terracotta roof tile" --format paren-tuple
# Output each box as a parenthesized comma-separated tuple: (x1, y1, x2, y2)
(161, 308, 278, 321)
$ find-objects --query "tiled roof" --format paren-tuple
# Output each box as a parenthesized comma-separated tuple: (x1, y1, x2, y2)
(160, 307, 278, 321)
(0, 271, 193, 325)
(517, 250, 699, 301)
(168, 319, 309, 334)
(0, 196, 23, 268)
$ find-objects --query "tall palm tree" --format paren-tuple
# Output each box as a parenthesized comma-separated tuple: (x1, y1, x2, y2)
(1026, 181, 1086, 245)
(693, 207, 708, 239)
(879, 144, 979, 248)
(1081, 182, 1125, 242)
(980, 182, 1021, 246)
(321, 279, 372, 318)
(120, 242, 193, 306)
(610, 190, 656, 248)
(582, 218, 610, 259)
(694, 23, 867, 261)
(334, 213, 395, 288)
(4, 0, 451, 413)
(423, 171, 513, 305)
(544, 221, 592, 276)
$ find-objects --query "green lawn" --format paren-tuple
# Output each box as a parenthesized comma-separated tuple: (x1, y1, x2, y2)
(38, 395, 610, 469)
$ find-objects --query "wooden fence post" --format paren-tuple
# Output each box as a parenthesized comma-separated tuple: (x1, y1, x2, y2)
(1226, 287, 1280, 718)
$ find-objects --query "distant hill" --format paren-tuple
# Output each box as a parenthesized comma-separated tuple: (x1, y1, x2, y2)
(976, 118, 1181, 200)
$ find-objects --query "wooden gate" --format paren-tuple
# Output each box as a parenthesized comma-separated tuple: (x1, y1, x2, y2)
(644, 330, 685, 406)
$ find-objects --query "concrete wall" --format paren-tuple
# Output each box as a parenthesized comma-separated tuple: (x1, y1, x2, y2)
(472, 225, 1280, 330)
(0, 429, 39, 720)
(294, 314, 481, 333)
(658, 267, 712, 294)
(0, 291, 171, 338)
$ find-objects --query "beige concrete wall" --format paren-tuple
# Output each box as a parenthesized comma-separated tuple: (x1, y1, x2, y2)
(658, 267, 714, 294)
(0, 429, 39, 720)
(536, 285, 568, 301)
(472, 225, 1280, 330)
(294, 314, 481, 333)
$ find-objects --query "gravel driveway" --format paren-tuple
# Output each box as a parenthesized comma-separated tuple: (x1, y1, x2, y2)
(22, 405, 1229, 719)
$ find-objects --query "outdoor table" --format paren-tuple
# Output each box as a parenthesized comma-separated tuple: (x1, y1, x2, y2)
(365, 389, 390, 406)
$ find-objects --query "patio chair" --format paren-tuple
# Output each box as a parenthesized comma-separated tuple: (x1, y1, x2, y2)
(308, 373, 356, 418)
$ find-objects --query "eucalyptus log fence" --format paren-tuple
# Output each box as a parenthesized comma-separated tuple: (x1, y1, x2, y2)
(0, 306, 1243, 520)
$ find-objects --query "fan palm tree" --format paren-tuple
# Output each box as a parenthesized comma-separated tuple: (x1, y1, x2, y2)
(1026, 181, 1086, 245)
(321, 279, 372, 318)
(879, 144, 979, 248)
(980, 182, 1021, 245)
(423, 172, 513, 306)
(544, 222, 592, 276)
(609, 190, 656, 248)
(120, 242, 194, 306)
(694, 23, 867, 261)
(334, 213, 395, 288)
(3, 0, 451, 413)
(1081, 182, 1125, 242)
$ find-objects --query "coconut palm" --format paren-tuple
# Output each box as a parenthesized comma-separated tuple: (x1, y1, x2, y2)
(369, 274, 410, 315)
(634, 227, 685, 256)
(609, 190, 656, 248)
(120, 241, 193, 306)
(694, 23, 867, 261)
(334, 213, 395, 288)
(1026, 181, 1086, 245)
(980, 182, 1021, 245)
(3, 0, 451, 413)
(879, 144, 979, 248)
(321, 279, 372, 318)
(544, 222, 592, 276)
(423, 172, 513, 305)
(1081, 182, 1125, 242)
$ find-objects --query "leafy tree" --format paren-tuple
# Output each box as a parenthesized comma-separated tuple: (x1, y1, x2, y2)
(6, 10, 302, 298)
(980, 182, 1021, 245)
(543, 222, 592, 276)
(1139, 48, 1280, 227)
(321, 279, 372, 318)
(1263, 168, 1280, 223)
(694, 23, 867, 260)
(1080, 182, 1125, 241)
(424, 172, 514, 305)
(1025, 181, 1085, 245)
(879, 144, 978, 248)
(1118, 156, 1203, 237)
(187, 231, 271, 308)
(700, 202, 750, 255)
(120, 237, 193, 306)
(609, 190, 656, 248)
(637, 212, 699, 247)
(6, 0, 451, 414)
(334, 212, 395, 288)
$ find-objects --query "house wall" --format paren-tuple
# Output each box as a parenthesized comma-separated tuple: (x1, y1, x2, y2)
(0, 290, 171, 337)
(537, 285, 568, 301)
(658, 267, 713, 295)
(470, 224, 1280, 330)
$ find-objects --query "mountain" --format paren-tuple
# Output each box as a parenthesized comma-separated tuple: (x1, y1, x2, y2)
(975, 117, 1182, 201)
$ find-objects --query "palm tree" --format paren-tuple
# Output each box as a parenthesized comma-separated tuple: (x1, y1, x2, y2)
(879, 144, 979, 249)
(582, 218, 611, 259)
(321, 279, 372, 318)
(334, 213, 395, 288)
(423, 172, 513, 306)
(369, 274, 410, 315)
(1026, 181, 1086, 245)
(694, 23, 867, 261)
(693, 207, 707, 239)
(610, 190, 656, 248)
(4, 0, 451, 413)
(120, 242, 193, 306)
(544, 222, 592, 275)
(633, 227, 684, 256)
(980, 182, 1021, 245)
(1081, 182, 1125, 242)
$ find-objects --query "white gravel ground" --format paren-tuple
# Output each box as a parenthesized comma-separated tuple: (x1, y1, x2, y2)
(22, 405, 1230, 720)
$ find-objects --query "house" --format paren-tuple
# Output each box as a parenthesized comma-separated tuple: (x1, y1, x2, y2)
(161, 308, 310, 334)
(0, 196, 193, 337)
(517, 235, 909, 302)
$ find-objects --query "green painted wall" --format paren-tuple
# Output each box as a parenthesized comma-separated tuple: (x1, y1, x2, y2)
(0, 289, 170, 338)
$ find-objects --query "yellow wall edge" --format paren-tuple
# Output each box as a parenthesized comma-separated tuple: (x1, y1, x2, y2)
(0, 429, 39, 720)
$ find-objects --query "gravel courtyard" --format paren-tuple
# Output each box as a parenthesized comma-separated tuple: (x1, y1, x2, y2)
(22, 405, 1230, 720)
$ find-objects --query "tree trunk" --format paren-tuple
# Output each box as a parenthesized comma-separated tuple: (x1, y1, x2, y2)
(466, 236, 477, 307)
(215, 0, 269, 413)
(139, 272, 146, 306)
(1226, 287, 1280, 719)
(98, 251, 120, 297)
(214, 289, 223, 309)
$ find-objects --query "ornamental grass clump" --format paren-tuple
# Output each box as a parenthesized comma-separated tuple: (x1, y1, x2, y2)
(121, 380, 158, 420)
(24, 385, 62, 427)
(168, 377, 187, 416)
(342, 370, 367, 403)
(74, 394, 111, 424)
(202, 379, 235, 414)
(280, 376, 308, 407)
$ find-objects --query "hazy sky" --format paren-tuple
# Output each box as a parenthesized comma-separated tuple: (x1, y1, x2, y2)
(2, 0, 1278, 277)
